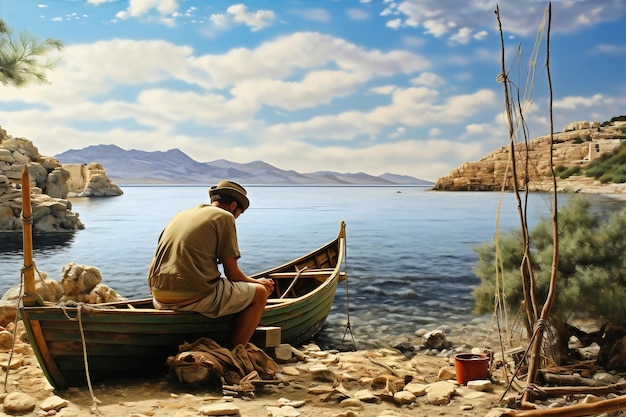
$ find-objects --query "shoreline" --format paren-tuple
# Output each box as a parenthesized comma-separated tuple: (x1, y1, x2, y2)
(1, 318, 509, 417)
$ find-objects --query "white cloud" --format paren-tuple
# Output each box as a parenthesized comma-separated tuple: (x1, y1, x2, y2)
(382, 0, 626, 43)
(347, 8, 369, 20)
(554, 94, 605, 110)
(116, 0, 178, 20)
(225, 4, 276, 31)
(291, 8, 331, 22)
(410, 72, 444, 87)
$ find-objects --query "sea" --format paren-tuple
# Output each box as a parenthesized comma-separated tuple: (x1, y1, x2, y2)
(1, 185, 624, 350)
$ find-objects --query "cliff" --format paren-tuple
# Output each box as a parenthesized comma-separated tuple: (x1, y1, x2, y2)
(433, 121, 626, 194)
(0, 127, 122, 233)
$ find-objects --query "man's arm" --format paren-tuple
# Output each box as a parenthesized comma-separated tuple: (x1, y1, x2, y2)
(222, 257, 274, 293)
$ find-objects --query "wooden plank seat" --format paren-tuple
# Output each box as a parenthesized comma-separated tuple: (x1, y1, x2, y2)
(268, 268, 335, 279)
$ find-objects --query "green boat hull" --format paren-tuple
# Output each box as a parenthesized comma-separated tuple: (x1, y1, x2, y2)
(20, 222, 347, 389)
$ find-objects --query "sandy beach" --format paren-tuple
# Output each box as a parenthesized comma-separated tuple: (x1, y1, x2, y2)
(1, 318, 511, 417)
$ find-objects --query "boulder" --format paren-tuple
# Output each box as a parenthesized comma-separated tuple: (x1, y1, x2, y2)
(0, 127, 122, 232)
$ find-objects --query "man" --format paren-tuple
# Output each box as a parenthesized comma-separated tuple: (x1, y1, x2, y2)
(148, 180, 274, 348)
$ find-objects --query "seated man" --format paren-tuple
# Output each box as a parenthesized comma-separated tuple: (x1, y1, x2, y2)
(148, 180, 274, 348)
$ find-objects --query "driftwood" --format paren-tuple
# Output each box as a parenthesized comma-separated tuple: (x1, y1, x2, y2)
(527, 381, 626, 398)
(541, 372, 607, 387)
(502, 395, 626, 417)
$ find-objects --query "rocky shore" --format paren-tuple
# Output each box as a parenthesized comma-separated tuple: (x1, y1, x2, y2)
(0, 126, 122, 233)
(433, 121, 626, 193)
(0, 315, 510, 417)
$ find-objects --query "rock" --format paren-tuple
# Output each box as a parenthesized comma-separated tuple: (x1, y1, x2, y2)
(0, 330, 14, 349)
(309, 364, 336, 382)
(436, 366, 455, 381)
(433, 122, 626, 192)
(280, 366, 300, 376)
(0, 128, 122, 233)
(78, 165, 123, 197)
(393, 390, 416, 404)
(422, 329, 447, 349)
(3, 391, 36, 413)
(425, 380, 456, 405)
(273, 344, 294, 363)
(3, 273, 62, 302)
(353, 389, 380, 403)
(40, 394, 69, 411)
(60, 263, 103, 296)
(198, 403, 240, 416)
(338, 398, 363, 409)
(403, 381, 427, 396)
(466, 379, 493, 392)
(267, 405, 300, 417)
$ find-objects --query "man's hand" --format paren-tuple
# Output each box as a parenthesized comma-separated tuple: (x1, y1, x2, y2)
(257, 278, 274, 295)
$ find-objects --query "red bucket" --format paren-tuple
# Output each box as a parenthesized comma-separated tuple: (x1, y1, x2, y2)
(454, 353, 489, 385)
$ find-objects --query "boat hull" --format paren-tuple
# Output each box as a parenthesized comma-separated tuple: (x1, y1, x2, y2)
(20, 222, 346, 389)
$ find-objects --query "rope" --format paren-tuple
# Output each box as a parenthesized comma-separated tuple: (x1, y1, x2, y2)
(3, 270, 26, 392)
(340, 228, 356, 350)
(59, 302, 102, 415)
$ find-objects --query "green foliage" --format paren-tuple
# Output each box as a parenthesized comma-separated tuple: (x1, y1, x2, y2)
(0, 18, 63, 87)
(473, 196, 626, 326)
(584, 141, 626, 183)
(552, 165, 582, 179)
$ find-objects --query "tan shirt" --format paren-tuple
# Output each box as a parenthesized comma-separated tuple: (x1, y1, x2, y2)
(148, 204, 240, 302)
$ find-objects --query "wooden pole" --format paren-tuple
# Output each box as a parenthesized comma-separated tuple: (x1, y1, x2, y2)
(21, 164, 37, 306)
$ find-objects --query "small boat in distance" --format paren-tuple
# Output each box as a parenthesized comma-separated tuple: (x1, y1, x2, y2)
(18, 166, 347, 389)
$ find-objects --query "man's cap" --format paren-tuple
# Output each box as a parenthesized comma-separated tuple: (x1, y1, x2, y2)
(208, 180, 250, 212)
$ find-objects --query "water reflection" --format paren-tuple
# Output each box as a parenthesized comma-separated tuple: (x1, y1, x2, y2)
(0, 233, 76, 254)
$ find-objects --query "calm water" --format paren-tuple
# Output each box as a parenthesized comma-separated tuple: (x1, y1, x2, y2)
(1, 186, 623, 348)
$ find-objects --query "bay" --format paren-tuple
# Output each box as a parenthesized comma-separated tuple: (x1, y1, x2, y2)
(0, 186, 623, 348)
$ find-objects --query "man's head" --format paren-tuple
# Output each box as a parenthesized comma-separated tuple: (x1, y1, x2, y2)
(209, 180, 250, 215)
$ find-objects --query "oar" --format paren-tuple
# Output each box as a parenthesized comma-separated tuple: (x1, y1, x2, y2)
(21, 165, 37, 306)
(279, 266, 308, 299)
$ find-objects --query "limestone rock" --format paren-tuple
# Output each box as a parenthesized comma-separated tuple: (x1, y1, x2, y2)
(198, 403, 240, 416)
(40, 395, 69, 411)
(425, 380, 456, 405)
(434, 123, 626, 192)
(76, 163, 123, 197)
(60, 262, 102, 296)
(422, 329, 447, 349)
(0, 127, 122, 233)
(3, 391, 36, 413)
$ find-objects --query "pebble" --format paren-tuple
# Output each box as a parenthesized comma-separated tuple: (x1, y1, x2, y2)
(40, 394, 69, 412)
(393, 390, 416, 404)
(2, 391, 36, 413)
(281, 366, 300, 376)
(467, 379, 492, 392)
(267, 405, 300, 417)
(339, 398, 364, 409)
(198, 403, 240, 416)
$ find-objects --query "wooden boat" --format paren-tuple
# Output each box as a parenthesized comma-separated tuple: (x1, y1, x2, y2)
(17, 167, 347, 389)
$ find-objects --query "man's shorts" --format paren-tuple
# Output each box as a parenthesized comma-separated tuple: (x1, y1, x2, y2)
(152, 278, 257, 318)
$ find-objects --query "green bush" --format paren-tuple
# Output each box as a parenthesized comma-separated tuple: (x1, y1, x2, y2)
(584, 141, 626, 182)
(473, 196, 626, 326)
(558, 165, 582, 179)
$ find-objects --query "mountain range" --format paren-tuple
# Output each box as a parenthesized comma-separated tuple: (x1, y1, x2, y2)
(54, 145, 432, 186)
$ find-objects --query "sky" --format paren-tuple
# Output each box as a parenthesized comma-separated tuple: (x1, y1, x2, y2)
(0, 1, 625, 182)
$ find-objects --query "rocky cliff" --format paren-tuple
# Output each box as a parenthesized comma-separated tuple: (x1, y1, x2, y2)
(433, 121, 626, 194)
(0, 127, 122, 233)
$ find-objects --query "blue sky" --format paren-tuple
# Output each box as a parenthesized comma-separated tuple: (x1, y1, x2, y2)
(0, 1, 625, 181)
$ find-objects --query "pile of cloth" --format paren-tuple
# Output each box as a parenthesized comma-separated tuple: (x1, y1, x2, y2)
(167, 337, 279, 393)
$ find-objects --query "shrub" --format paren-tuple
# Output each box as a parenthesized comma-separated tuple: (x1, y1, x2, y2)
(473, 196, 626, 327)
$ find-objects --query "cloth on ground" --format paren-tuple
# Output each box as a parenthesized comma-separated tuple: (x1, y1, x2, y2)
(166, 337, 279, 385)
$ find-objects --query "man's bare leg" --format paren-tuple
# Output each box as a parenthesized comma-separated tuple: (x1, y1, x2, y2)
(231, 284, 268, 348)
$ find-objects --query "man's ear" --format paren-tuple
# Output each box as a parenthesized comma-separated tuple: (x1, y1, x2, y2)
(229, 201, 238, 212)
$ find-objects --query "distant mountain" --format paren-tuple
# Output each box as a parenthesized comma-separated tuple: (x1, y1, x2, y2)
(55, 145, 433, 186)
